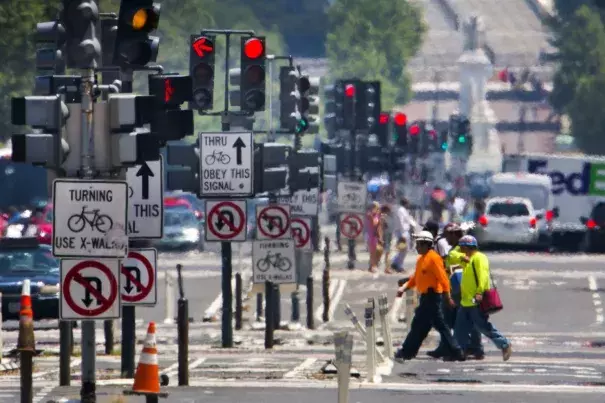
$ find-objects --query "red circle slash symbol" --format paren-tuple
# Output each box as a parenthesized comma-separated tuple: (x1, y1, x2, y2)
(291, 218, 310, 248)
(121, 251, 154, 303)
(340, 214, 363, 239)
(257, 206, 290, 239)
(63, 261, 118, 317)
(208, 202, 245, 240)
(193, 37, 214, 57)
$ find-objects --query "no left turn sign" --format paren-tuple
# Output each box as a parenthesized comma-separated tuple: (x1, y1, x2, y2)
(121, 248, 158, 306)
(256, 204, 291, 240)
(60, 259, 121, 320)
(339, 213, 364, 240)
(205, 200, 247, 242)
(291, 217, 312, 250)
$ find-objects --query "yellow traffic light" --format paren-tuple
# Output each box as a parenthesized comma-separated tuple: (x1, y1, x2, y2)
(132, 9, 148, 30)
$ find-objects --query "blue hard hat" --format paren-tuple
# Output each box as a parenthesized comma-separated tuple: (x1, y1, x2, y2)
(459, 235, 478, 248)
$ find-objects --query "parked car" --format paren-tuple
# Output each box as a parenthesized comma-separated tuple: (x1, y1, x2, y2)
(0, 237, 60, 321)
(165, 192, 204, 221)
(153, 209, 204, 251)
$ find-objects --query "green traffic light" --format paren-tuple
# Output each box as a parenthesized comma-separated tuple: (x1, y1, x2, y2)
(457, 135, 466, 143)
(295, 118, 308, 134)
(441, 142, 448, 150)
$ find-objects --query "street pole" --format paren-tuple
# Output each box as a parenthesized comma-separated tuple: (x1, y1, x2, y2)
(80, 67, 96, 403)
(120, 69, 137, 379)
(347, 125, 356, 269)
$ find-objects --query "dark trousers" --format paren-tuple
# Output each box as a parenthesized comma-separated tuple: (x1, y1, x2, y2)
(434, 302, 458, 353)
(399, 290, 463, 359)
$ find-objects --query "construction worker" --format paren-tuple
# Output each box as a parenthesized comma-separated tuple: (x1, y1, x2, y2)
(455, 235, 512, 361)
(394, 230, 466, 362)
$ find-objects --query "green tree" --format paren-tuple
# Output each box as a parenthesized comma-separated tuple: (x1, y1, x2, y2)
(567, 74, 605, 154)
(325, 0, 425, 108)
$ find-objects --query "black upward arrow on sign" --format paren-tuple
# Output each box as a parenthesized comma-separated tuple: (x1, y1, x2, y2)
(233, 137, 246, 165)
(136, 162, 154, 200)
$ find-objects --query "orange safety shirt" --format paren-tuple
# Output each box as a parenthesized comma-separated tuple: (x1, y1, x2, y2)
(406, 249, 451, 294)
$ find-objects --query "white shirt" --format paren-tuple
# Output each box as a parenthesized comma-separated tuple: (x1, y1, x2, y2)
(435, 237, 451, 258)
(393, 205, 417, 234)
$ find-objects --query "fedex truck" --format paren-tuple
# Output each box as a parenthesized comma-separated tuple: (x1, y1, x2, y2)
(502, 153, 605, 251)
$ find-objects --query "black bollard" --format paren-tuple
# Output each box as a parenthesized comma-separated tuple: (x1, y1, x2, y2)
(347, 238, 355, 269)
(256, 293, 263, 321)
(176, 264, 189, 386)
(264, 281, 274, 349)
(235, 273, 243, 330)
(322, 267, 330, 322)
(273, 284, 281, 330)
(59, 321, 72, 386)
(306, 276, 315, 329)
(291, 291, 300, 323)
(104, 320, 114, 354)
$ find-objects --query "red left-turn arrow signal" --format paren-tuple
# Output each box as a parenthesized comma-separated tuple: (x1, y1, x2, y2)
(192, 37, 214, 57)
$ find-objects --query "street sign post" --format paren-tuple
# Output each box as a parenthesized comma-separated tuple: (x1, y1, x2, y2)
(256, 204, 291, 240)
(199, 131, 254, 197)
(278, 188, 319, 216)
(252, 239, 296, 284)
(205, 200, 247, 242)
(337, 181, 368, 213)
(339, 213, 364, 240)
(291, 216, 312, 250)
(126, 157, 164, 239)
(52, 179, 128, 258)
(120, 248, 158, 306)
(60, 259, 121, 320)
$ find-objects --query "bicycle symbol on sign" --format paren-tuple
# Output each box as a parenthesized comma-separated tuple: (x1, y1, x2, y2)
(256, 252, 292, 273)
(67, 206, 113, 233)
(343, 193, 361, 204)
(205, 150, 231, 166)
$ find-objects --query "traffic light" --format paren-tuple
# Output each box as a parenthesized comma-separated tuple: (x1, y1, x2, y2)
(424, 127, 438, 153)
(62, 0, 101, 68)
(148, 74, 194, 144)
(393, 112, 408, 149)
(297, 75, 320, 134)
(240, 36, 266, 112)
(357, 81, 381, 133)
(439, 130, 448, 151)
(254, 143, 288, 194)
(376, 112, 389, 147)
(289, 150, 320, 191)
(189, 35, 215, 110)
(279, 66, 298, 131)
(113, 0, 160, 68)
(164, 140, 199, 193)
(454, 116, 472, 154)
(100, 18, 120, 84)
(35, 21, 66, 75)
(229, 68, 256, 129)
(408, 121, 420, 155)
(323, 83, 344, 138)
(10, 95, 70, 169)
(342, 80, 357, 130)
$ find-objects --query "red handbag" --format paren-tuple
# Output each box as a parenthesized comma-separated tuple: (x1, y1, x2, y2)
(472, 262, 503, 315)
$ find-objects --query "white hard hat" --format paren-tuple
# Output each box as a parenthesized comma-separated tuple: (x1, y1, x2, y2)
(413, 230, 434, 243)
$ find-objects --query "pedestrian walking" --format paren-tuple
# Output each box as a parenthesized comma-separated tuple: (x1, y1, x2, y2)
(366, 202, 382, 273)
(423, 220, 450, 259)
(394, 231, 466, 362)
(380, 204, 394, 274)
(427, 223, 481, 359)
(454, 235, 512, 361)
(391, 198, 417, 273)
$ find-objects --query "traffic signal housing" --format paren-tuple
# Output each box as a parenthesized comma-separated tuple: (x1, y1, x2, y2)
(189, 35, 215, 111)
(323, 83, 344, 138)
(11, 95, 70, 169)
(358, 81, 381, 133)
(240, 36, 266, 112)
(62, 0, 101, 68)
(35, 21, 66, 75)
(148, 74, 194, 145)
(454, 116, 472, 154)
(376, 112, 389, 147)
(393, 112, 408, 149)
(439, 130, 448, 151)
(279, 66, 298, 131)
(408, 121, 421, 155)
(297, 75, 320, 134)
(342, 80, 357, 130)
(113, 0, 160, 68)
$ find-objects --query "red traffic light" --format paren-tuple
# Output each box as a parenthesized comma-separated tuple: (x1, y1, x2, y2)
(164, 78, 174, 103)
(192, 37, 214, 58)
(345, 84, 355, 98)
(409, 125, 420, 135)
(244, 37, 264, 59)
(379, 113, 389, 125)
(428, 129, 436, 138)
(394, 113, 407, 126)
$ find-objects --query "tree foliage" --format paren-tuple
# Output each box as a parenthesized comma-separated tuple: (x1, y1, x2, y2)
(549, 4, 605, 154)
(325, 0, 426, 109)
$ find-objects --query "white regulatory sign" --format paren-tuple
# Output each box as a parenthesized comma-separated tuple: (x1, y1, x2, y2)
(199, 131, 254, 197)
(252, 239, 296, 285)
(52, 179, 128, 258)
(126, 158, 164, 239)
(278, 188, 319, 216)
(337, 181, 368, 213)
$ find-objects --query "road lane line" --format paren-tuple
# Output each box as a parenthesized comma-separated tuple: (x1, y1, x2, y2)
(588, 276, 603, 324)
(389, 296, 403, 326)
(283, 358, 318, 379)
(188, 357, 207, 370)
(203, 276, 236, 320)
(314, 279, 339, 324)
(328, 279, 347, 321)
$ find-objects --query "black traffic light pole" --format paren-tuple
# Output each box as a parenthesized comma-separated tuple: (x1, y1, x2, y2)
(199, 29, 255, 348)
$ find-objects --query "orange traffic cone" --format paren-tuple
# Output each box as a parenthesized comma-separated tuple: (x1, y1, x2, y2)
(125, 322, 168, 399)
(17, 279, 35, 351)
